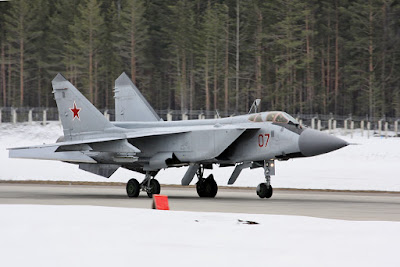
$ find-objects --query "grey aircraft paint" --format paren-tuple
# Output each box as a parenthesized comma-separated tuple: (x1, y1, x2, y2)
(114, 72, 161, 122)
(8, 73, 349, 199)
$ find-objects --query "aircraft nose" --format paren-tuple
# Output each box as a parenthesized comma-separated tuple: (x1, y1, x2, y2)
(299, 128, 349, 157)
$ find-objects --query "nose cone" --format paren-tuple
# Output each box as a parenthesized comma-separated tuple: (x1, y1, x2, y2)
(299, 128, 348, 157)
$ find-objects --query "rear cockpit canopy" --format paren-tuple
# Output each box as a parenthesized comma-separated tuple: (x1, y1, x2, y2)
(248, 111, 299, 125)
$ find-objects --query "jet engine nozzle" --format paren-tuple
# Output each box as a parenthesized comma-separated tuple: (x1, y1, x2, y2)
(299, 128, 348, 157)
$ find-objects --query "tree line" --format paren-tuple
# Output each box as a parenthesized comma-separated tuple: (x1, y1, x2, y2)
(0, 0, 400, 118)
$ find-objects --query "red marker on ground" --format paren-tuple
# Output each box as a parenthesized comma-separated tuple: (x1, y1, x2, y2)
(152, 195, 169, 210)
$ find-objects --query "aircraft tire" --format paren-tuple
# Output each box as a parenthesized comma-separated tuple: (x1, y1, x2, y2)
(126, 178, 140, 198)
(196, 178, 206, 197)
(147, 179, 161, 198)
(205, 175, 218, 198)
(256, 183, 273, 199)
(196, 175, 218, 198)
(265, 185, 273, 198)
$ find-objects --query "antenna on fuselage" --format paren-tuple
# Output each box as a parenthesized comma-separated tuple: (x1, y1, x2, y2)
(248, 99, 261, 114)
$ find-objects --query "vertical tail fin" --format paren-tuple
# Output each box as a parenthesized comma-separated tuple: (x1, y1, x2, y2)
(52, 73, 114, 140)
(114, 72, 161, 122)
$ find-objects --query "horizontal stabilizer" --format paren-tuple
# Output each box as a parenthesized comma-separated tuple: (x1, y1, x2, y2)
(8, 137, 143, 164)
(9, 146, 96, 163)
(8, 136, 134, 151)
(8, 128, 189, 157)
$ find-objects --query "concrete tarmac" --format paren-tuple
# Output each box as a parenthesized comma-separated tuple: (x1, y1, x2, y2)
(0, 183, 399, 221)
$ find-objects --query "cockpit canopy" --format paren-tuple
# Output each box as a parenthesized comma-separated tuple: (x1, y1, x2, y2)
(248, 111, 299, 125)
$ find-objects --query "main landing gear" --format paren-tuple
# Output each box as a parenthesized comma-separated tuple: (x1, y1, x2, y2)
(126, 172, 160, 198)
(256, 160, 274, 199)
(196, 165, 218, 198)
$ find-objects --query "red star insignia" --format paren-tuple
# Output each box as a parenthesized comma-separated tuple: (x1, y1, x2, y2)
(70, 101, 81, 120)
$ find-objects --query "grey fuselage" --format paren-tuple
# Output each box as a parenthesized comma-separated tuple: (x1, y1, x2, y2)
(10, 73, 348, 186)
(108, 112, 304, 173)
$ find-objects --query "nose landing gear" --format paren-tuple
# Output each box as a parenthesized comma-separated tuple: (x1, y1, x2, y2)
(256, 182, 273, 199)
(256, 160, 274, 199)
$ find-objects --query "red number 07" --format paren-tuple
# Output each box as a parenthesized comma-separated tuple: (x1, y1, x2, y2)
(258, 133, 270, 148)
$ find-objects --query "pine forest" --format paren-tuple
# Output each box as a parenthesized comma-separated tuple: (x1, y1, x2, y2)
(1, 0, 400, 118)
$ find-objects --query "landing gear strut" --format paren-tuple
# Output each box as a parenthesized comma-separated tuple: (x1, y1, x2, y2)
(141, 172, 161, 198)
(144, 179, 161, 198)
(196, 165, 218, 198)
(126, 172, 160, 198)
(256, 160, 274, 199)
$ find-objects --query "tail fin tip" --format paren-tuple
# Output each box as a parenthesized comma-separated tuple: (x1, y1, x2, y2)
(51, 73, 114, 140)
(115, 72, 132, 87)
(52, 73, 68, 83)
(114, 72, 161, 122)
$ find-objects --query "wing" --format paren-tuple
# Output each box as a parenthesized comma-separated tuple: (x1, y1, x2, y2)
(8, 124, 258, 163)
(133, 124, 262, 170)
(7, 128, 191, 162)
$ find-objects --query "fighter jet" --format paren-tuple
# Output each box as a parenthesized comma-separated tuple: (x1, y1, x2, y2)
(8, 73, 348, 199)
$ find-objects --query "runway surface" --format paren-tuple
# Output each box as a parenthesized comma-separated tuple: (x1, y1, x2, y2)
(1, 183, 399, 221)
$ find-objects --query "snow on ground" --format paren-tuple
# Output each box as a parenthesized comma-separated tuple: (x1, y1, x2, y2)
(0, 121, 399, 191)
(1, 204, 399, 267)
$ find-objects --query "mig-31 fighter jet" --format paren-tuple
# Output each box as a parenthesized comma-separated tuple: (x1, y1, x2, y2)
(8, 73, 348, 199)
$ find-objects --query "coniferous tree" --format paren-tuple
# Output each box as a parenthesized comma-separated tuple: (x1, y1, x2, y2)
(117, 0, 148, 85)
(47, 0, 81, 77)
(26, 0, 51, 107)
(0, 1, 10, 107)
(5, 0, 37, 106)
(101, 1, 123, 108)
(68, 0, 104, 105)
(167, 0, 196, 112)
(0, 0, 400, 118)
(201, 2, 227, 112)
(343, 0, 382, 117)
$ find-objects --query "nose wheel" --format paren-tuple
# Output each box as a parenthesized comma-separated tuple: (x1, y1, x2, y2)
(256, 160, 275, 199)
(257, 183, 273, 198)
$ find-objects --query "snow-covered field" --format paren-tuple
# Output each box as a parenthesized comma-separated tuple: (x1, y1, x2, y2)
(0, 204, 399, 267)
(1, 124, 399, 266)
(1, 121, 399, 191)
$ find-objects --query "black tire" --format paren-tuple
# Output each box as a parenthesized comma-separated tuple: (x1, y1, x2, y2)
(205, 174, 218, 198)
(256, 183, 273, 199)
(196, 175, 218, 198)
(265, 185, 273, 199)
(196, 178, 206, 197)
(126, 178, 140, 198)
(147, 179, 161, 198)
(256, 183, 268, 198)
